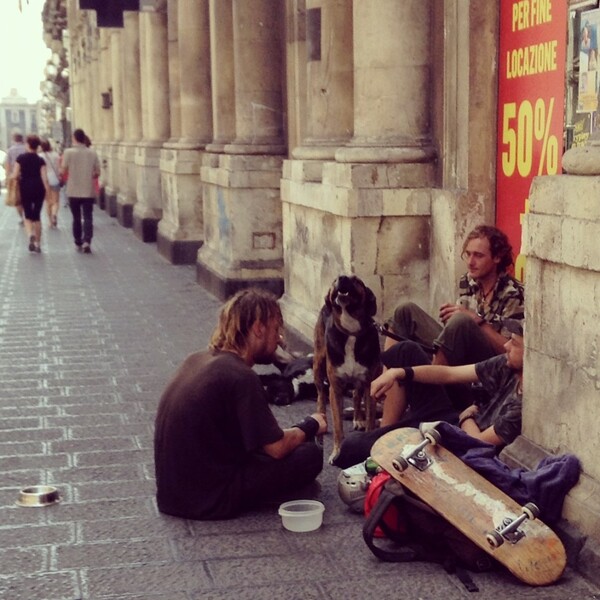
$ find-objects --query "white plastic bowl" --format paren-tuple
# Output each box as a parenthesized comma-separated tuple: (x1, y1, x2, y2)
(278, 499, 325, 532)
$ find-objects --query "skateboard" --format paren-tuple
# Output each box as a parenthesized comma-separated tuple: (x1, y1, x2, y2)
(370, 427, 566, 586)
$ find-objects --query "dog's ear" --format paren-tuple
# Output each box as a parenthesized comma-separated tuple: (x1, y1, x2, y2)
(324, 279, 336, 310)
(365, 286, 377, 317)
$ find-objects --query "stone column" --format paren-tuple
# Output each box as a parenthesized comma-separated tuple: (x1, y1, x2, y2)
(336, 0, 435, 165)
(96, 29, 113, 208)
(206, 0, 235, 152)
(117, 11, 143, 228)
(105, 29, 124, 217)
(88, 31, 102, 140)
(166, 0, 181, 145)
(280, 0, 436, 340)
(197, 0, 286, 298)
(158, 0, 212, 264)
(133, 8, 170, 243)
(224, 0, 285, 154)
(293, 0, 353, 161)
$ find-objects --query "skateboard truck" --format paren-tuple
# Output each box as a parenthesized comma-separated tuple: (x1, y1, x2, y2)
(486, 502, 540, 548)
(391, 428, 441, 473)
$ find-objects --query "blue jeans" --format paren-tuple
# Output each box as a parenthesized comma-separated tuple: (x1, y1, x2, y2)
(69, 197, 94, 245)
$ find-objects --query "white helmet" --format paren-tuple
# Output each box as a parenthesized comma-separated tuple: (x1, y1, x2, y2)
(337, 462, 371, 513)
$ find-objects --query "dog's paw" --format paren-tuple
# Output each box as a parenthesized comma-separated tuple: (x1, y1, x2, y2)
(327, 448, 341, 465)
(352, 418, 367, 432)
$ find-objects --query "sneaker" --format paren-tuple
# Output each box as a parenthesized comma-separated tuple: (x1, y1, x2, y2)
(34, 244, 41, 253)
(82, 242, 92, 254)
(28, 236, 35, 252)
(51, 215, 57, 228)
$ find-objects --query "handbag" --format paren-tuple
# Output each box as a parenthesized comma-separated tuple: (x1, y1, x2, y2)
(5, 177, 21, 207)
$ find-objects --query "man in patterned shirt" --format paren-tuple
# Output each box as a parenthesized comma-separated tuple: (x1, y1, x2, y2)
(384, 225, 524, 367)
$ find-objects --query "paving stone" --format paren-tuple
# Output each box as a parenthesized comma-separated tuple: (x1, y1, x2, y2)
(54, 539, 173, 570)
(0, 523, 75, 548)
(0, 571, 80, 600)
(85, 562, 212, 596)
(0, 547, 47, 576)
(77, 515, 190, 543)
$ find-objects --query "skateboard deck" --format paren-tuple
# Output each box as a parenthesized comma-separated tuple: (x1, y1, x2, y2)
(370, 427, 566, 586)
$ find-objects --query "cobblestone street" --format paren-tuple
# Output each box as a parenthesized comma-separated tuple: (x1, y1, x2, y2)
(1, 197, 599, 599)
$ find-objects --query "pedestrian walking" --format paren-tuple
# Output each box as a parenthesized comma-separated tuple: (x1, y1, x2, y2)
(40, 139, 61, 228)
(11, 135, 49, 253)
(4, 132, 27, 225)
(60, 128, 100, 253)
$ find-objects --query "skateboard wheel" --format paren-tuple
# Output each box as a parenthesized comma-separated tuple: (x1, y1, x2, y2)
(392, 456, 409, 472)
(486, 530, 504, 549)
(424, 428, 441, 446)
(522, 502, 540, 520)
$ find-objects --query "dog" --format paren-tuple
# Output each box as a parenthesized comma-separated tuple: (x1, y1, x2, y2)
(313, 275, 382, 464)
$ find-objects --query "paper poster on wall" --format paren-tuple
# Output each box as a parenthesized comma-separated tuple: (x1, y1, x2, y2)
(578, 8, 600, 112)
(496, 0, 568, 281)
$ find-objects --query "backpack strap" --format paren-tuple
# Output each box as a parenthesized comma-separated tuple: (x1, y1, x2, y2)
(362, 478, 480, 592)
(362, 479, 419, 562)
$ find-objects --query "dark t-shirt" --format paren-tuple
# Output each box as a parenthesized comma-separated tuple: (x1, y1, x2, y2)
(154, 350, 283, 519)
(17, 152, 45, 189)
(474, 354, 522, 444)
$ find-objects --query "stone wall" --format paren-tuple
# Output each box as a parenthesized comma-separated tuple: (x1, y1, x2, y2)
(507, 173, 600, 583)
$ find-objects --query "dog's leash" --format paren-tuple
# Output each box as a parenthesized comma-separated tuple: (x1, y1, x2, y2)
(375, 322, 435, 356)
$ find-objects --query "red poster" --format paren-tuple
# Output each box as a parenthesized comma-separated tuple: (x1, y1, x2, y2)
(496, 0, 568, 280)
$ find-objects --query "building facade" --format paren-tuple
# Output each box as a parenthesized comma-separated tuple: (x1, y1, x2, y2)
(0, 89, 41, 150)
(59, 0, 600, 579)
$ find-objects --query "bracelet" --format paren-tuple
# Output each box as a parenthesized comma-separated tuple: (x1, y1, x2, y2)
(292, 416, 320, 440)
(403, 366, 415, 382)
(458, 415, 475, 427)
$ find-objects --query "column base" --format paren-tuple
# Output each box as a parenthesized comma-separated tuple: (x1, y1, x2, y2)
(116, 199, 134, 228)
(196, 259, 283, 301)
(157, 231, 203, 265)
(105, 187, 118, 218)
(133, 214, 159, 243)
(98, 187, 106, 211)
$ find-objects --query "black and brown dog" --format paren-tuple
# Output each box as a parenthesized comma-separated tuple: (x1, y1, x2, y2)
(314, 275, 382, 464)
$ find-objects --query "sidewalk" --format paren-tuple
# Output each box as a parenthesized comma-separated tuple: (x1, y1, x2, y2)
(0, 198, 598, 600)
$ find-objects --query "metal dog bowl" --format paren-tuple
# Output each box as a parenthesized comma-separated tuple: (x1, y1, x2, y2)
(16, 486, 60, 507)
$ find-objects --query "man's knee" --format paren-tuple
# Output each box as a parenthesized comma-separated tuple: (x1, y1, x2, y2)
(390, 301, 421, 330)
(443, 312, 478, 336)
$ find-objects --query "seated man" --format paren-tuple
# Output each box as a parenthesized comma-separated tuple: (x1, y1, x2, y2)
(333, 319, 523, 469)
(385, 225, 524, 367)
(154, 288, 327, 520)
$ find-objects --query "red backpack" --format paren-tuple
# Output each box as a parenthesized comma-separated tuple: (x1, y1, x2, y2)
(362, 472, 494, 592)
(363, 472, 406, 539)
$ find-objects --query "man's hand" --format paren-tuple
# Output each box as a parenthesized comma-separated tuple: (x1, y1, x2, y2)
(438, 302, 480, 325)
(459, 404, 479, 423)
(310, 412, 328, 435)
(370, 368, 399, 400)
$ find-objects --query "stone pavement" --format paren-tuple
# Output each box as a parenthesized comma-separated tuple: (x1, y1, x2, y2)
(0, 196, 599, 600)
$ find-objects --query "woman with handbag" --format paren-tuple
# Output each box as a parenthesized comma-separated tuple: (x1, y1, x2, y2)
(12, 135, 50, 253)
(40, 139, 61, 228)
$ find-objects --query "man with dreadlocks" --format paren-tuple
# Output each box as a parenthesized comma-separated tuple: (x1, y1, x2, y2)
(154, 288, 327, 520)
